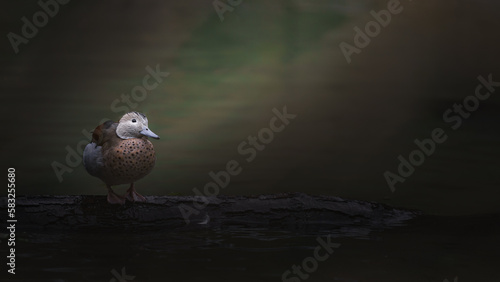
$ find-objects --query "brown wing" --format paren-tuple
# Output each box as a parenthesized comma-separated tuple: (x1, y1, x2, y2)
(91, 120, 117, 146)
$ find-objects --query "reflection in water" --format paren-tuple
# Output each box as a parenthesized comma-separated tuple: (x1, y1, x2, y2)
(9, 214, 500, 281)
(2, 0, 500, 216)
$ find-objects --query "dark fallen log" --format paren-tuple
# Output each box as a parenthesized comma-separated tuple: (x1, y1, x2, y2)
(1, 193, 420, 236)
(2, 193, 423, 281)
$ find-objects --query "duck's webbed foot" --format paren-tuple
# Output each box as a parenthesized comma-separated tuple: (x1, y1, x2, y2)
(107, 186, 126, 205)
(125, 183, 147, 202)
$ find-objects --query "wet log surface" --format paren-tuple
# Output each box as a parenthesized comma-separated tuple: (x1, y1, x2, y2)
(1, 193, 420, 234)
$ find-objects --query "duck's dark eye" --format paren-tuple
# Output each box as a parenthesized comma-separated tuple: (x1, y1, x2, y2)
(132, 119, 137, 123)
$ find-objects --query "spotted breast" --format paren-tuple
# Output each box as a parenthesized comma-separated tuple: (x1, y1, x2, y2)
(101, 137, 156, 186)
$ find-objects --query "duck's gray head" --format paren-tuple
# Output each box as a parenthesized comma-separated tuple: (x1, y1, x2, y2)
(116, 112, 160, 140)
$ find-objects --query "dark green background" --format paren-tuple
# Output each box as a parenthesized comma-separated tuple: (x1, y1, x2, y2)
(2, 0, 500, 215)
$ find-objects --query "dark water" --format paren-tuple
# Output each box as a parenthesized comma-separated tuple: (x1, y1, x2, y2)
(3, 214, 500, 282)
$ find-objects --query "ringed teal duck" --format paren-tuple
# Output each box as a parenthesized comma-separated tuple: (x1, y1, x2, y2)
(83, 112, 160, 204)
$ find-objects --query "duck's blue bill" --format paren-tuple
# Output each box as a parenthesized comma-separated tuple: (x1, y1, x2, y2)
(140, 127, 160, 139)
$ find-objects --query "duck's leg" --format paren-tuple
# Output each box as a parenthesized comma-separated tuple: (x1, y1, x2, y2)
(107, 185, 125, 205)
(125, 183, 146, 202)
